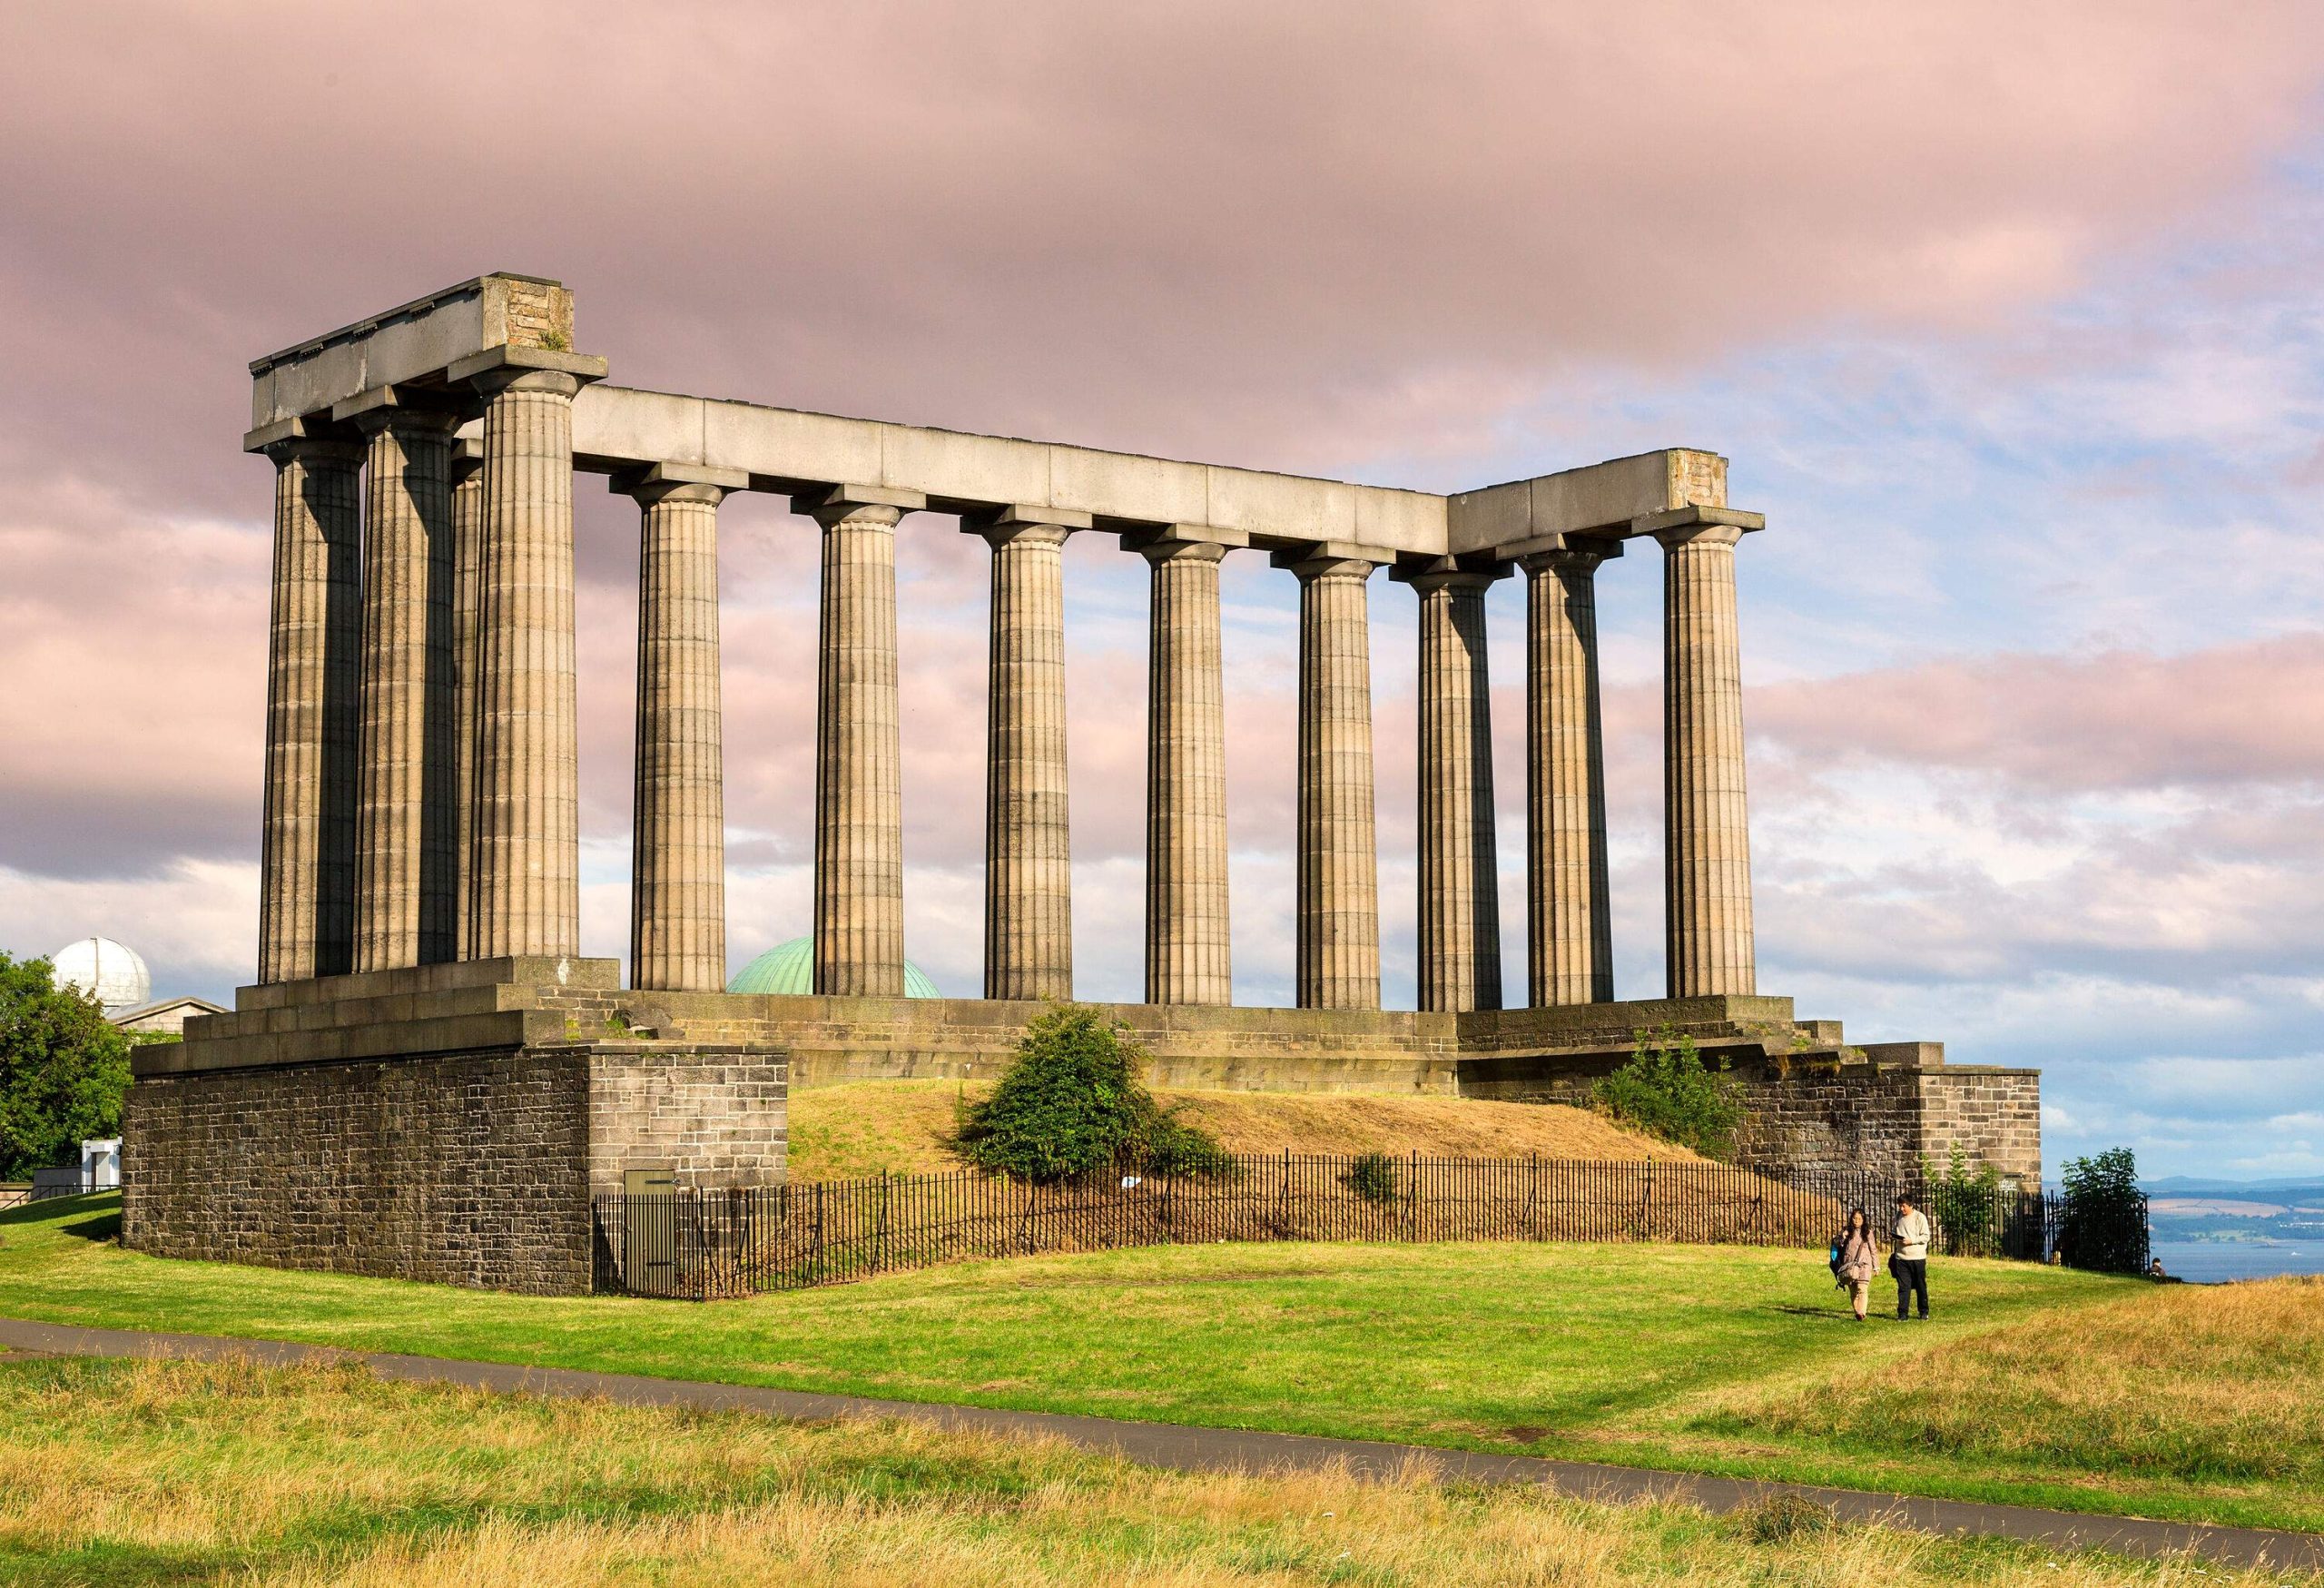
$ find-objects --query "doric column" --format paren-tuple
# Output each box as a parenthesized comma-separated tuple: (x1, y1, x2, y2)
(447, 438, 484, 961)
(256, 434, 363, 983)
(1405, 567, 1502, 1013)
(464, 365, 592, 959)
(1655, 508, 1759, 996)
(1285, 551, 1382, 1011)
(1521, 543, 1618, 1005)
(624, 467, 744, 993)
(350, 402, 458, 972)
(1141, 538, 1232, 1005)
(976, 514, 1077, 1001)
(806, 488, 921, 997)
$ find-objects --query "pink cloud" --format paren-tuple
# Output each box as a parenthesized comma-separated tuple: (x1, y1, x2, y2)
(1749, 635, 2324, 792)
(4, 0, 2320, 526)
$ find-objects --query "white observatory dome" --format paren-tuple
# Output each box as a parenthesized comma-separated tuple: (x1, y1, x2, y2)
(50, 936, 152, 1014)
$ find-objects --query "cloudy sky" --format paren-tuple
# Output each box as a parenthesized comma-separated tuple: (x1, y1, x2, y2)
(5, 2, 2321, 1179)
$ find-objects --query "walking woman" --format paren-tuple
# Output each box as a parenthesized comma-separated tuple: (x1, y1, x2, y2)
(1834, 1206, 1880, 1322)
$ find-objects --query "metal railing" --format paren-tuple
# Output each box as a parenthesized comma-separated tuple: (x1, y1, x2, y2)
(592, 1155, 2140, 1299)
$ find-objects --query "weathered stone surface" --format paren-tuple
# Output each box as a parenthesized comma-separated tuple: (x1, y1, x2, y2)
(1659, 518, 1756, 997)
(447, 441, 484, 964)
(468, 370, 586, 959)
(257, 438, 363, 984)
(1521, 546, 1616, 1005)
(1408, 569, 1500, 1012)
(812, 498, 908, 997)
(123, 1038, 786, 1296)
(353, 409, 460, 972)
(979, 521, 1073, 1001)
(1143, 539, 1232, 1005)
(1289, 554, 1381, 1011)
(627, 478, 730, 992)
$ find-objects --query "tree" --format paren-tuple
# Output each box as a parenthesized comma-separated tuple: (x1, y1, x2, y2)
(1592, 1025, 1745, 1159)
(954, 1005, 1230, 1183)
(0, 954, 133, 1179)
(2056, 1146, 2149, 1274)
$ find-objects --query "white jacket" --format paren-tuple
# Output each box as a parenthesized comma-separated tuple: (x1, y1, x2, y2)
(1893, 1209, 1931, 1261)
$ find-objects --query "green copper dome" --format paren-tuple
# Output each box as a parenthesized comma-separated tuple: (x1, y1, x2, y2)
(727, 936, 942, 998)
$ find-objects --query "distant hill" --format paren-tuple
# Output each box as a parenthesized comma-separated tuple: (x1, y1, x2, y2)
(2147, 1175, 2324, 1200)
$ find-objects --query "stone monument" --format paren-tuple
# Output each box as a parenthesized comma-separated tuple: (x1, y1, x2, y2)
(123, 274, 2040, 1294)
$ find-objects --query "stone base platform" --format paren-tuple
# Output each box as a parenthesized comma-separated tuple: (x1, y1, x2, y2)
(128, 959, 2038, 1292)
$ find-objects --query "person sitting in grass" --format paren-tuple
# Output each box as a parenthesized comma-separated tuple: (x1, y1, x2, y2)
(1891, 1193, 1932, 1319)
(1832, 1206, 1879, 1322)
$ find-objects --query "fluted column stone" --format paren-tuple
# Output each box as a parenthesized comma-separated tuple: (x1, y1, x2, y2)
(978, 517, 1075, 1001)
(626, 468, 741, 993)
(257, 436, 363, 983)
(1142, 538, 1232, 1005)
(1288, 553, 1382, 1011)
(1408, 567, 1502, 1013)
(447, 439, 484, 961)
(1522, 544, 1618, 1005)
(810, 490, 916, 998)
(466, 368, 586, 959)
(1658, 512, 1757, 996)
(352, 407, 458, 972)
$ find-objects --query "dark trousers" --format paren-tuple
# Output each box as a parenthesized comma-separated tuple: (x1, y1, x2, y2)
(1893, 1258, 1929, 1317)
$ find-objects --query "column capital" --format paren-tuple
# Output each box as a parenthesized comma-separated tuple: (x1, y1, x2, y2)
(964, 505, 1087, 549)
(448, 436, 485, 484)
(1393, 564, 1502, 597)
(792, 482, 924, 527)
(1640, 504, 1764, 551)
(613, 462, 749, 508)
(1518, 541, 1620, 577)
(257, 433, 366, 470)
(1137, 536, 1229, 567)
(1274, 547, 1385, 583)
(448, 344, 608, 396)
(332, 381, 468, 431)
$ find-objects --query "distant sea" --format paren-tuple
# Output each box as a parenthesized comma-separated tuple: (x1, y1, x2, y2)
(2147, 1239, 2324, 1284)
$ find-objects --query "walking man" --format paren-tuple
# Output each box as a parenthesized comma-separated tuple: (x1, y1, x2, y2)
(1892, 1193, 1932, 1318)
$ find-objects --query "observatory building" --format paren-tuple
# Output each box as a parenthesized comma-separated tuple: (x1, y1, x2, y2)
(124, 273, 2039, 1293)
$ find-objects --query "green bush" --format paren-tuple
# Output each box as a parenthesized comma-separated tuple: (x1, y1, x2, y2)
(0, 954, 132, 1179)
(1921, 1145, 2004, 1257)
(2058, 1146, 2149, 1274)
(1591, 1025, 1744, 1159)
(954, 1006, 1230, 1183)
(1344, 1152, 1399, 1206)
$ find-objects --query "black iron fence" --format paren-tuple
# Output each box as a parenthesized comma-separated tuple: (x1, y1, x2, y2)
(592, 1155, 2145, 1299)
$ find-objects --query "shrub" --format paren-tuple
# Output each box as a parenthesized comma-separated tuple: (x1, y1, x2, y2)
(2057, 1145, 2149, 1274)
(1591, 1026, 1744, 1159)
(1920, 1145, 2004, 1257)
(1344, 1152, 1399, 1206)
(954, 1006, 1229, 1183)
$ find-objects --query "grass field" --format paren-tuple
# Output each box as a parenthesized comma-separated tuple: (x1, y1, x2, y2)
(786, 1080, 1696, 1179)
(14, 1196, 2322, 1532)
(2, 1354, 2299, 1586)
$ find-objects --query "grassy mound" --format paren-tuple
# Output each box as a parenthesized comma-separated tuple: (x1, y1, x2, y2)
(0, 1353, 2282, 1585)
(1709, 1274, 2324, 1489)
(788, 1080, 1702, 1180)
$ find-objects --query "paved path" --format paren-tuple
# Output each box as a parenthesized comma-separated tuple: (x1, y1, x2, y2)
(3, 1317, 2317, 1573)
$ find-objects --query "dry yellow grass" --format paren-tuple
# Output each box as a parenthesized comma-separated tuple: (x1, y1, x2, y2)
(786, 1079, 1699, 1180)
(0, 1355, 2290, 1586)
(1722, 1275, 2324, 1490)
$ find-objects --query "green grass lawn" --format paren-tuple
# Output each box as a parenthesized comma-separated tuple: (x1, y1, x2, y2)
(5, 1194, 2318, 1534)
(4, 1353, 2256, 1588)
